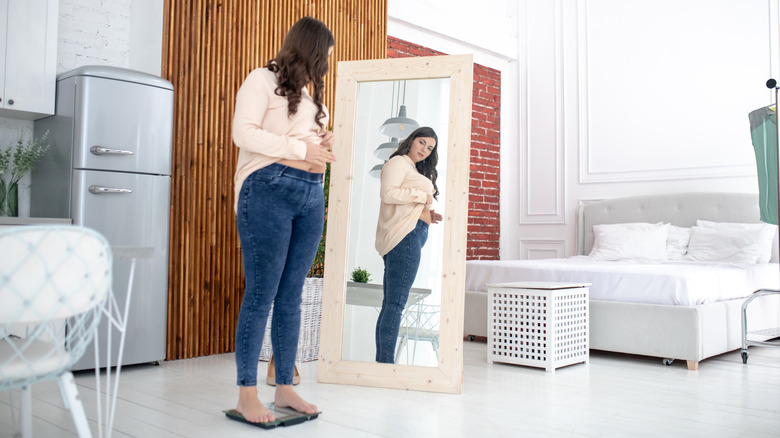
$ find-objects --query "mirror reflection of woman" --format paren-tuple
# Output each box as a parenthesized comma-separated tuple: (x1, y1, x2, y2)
(374, 126, 443, 364)
(231, 17, 336, 423)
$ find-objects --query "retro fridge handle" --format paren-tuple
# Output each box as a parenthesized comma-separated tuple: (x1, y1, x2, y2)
(90, 145, 134, 156)
(89, 185, 133, 195)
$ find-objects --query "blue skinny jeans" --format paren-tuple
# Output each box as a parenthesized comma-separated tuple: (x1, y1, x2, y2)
(235, 163, 324, 386)
(375, 219, 429, 363)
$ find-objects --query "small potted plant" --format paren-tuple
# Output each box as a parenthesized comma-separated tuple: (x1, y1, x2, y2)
(350, 266, 372, 283)
(0, 130, 49, 217)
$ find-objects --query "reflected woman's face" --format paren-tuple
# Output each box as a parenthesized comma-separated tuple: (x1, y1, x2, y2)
(407, 136, 436, 163)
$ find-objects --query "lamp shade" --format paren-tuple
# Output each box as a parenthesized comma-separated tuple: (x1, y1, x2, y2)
(369, 163, 384, 179)
(378, 105, 419, 138)
(374, 138, 399, 161)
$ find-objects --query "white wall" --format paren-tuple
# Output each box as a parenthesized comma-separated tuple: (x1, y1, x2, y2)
(0, 0, 163, 216)
(57, 0, 162, 74)
(57, 0, 131, 72)
(390, 0, 779, 260)
(518, 0, 777, 259)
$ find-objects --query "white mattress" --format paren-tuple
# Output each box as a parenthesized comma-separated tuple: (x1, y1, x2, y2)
(466, 257, 780, 306)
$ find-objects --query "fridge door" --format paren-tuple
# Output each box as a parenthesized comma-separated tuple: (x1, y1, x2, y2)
(72, 75, 173, 175)
(70, 169, 170, 370)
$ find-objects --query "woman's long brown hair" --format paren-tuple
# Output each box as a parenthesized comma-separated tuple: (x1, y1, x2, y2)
(390, 126, 439, 200)
(266, 17, 335, 128)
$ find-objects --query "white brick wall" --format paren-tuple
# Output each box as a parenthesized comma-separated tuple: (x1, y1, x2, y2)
(57, 0, 132, 73)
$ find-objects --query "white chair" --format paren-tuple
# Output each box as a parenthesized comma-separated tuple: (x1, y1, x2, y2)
(395, 304, 440, 364)
(0, 226, 112, 438)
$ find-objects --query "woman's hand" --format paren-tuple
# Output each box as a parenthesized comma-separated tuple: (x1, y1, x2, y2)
(304, 138, 336, 166)
(320, 131, 335, 151)
(429, 209, 443, 224)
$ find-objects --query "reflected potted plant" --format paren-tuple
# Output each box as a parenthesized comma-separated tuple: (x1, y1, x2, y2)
(350, 266, 371, 283)
(0, 130, 49, 217)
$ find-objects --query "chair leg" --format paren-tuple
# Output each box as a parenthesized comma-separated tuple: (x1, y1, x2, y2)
(59, 372, 93, 438)
(21, 386, 32, 438)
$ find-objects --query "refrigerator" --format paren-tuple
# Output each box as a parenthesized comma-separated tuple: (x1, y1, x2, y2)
(32, 66, 173, 370)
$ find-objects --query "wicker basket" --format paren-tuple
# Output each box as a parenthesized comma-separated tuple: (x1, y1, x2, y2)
(259, 277, 323, 363)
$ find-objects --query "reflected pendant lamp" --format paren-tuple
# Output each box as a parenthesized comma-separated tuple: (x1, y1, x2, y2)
(369, 163, 384, 179)
(374, 138, 399, 161)
(379, 104, 419, 139)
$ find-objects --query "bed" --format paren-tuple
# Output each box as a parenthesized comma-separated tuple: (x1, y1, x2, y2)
(464, 192, 780, 370)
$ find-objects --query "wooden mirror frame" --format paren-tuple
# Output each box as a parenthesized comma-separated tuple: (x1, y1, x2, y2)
(317, 55, 473, 394)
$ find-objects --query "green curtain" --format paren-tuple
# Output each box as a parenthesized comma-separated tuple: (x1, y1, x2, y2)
(749, 105, 778, 225)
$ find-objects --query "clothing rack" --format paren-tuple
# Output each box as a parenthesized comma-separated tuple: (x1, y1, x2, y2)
(741, 79, 780, 364)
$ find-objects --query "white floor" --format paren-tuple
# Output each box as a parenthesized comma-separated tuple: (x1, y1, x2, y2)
(2, 341, 780, 438)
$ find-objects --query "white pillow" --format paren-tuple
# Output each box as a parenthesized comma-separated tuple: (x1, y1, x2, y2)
(589, 222, 670, 262)
(666, 225, 691, 261)
(695, 220, 776, 263)
(684, 226, 764, 263)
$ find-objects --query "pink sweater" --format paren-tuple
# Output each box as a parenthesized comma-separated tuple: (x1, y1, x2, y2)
(232, 67, 329, 211)
(375, 155, 434, 256)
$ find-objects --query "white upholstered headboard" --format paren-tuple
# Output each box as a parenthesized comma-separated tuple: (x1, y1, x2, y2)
(576, 192, 778, 261)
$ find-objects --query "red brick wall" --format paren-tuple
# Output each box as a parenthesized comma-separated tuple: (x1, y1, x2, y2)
(388, 36, 500, 260)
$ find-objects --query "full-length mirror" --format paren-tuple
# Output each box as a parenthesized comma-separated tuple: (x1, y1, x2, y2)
(342, 77, 450, 367)
(318, 55, 473, 393)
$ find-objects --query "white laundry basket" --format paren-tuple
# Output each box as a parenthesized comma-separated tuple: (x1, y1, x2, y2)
(487, 282, 589, 372)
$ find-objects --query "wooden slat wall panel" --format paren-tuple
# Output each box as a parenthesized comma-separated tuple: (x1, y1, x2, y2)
(161, 0, 387, 360)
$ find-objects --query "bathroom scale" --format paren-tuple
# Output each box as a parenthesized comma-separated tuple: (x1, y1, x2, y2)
(223, 404, 320, 430)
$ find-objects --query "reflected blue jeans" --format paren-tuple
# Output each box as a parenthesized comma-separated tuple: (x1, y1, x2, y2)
(235, 163, 324, 386)
(375, 220, 429, 363)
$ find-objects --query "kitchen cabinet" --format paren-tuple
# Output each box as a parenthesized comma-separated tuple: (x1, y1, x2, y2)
(0, 0, 58, 120)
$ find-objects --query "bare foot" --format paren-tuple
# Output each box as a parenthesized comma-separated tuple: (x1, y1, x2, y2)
(274, 385, 318, 414)
(236, 386, 274, 423)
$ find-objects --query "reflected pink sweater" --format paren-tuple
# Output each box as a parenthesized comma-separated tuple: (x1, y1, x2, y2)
(375, 155, 434, 256)
(232, 67, 329, 211)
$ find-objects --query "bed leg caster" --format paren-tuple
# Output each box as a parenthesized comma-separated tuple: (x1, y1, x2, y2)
(662, 358, 674, 366)
(741, 349, 749, 364)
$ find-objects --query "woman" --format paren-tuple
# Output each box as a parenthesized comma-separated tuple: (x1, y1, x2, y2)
(231, 16, 336, 423)
(374, 126, 443, 363)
